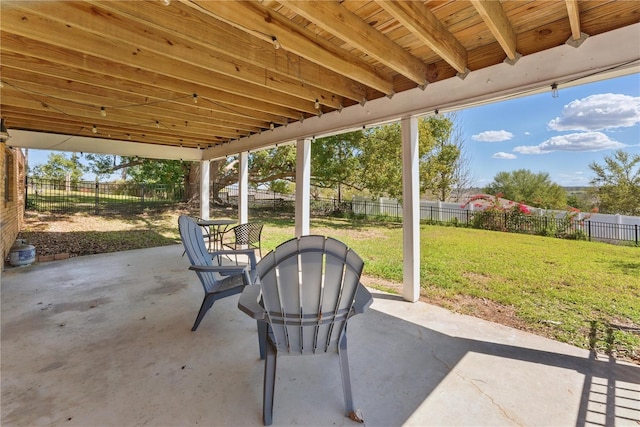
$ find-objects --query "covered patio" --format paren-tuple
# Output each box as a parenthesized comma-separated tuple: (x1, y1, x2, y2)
(2, 2, 640, 425)
(2, 245, 639, 426)
(2, 1, 640, 299)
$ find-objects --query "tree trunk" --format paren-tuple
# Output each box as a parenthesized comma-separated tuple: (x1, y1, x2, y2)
(186, 162, 199, 201)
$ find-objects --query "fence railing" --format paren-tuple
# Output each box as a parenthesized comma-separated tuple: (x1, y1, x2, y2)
(26, 179, 638, 246)
(245, 194, 639, 246)
(26, 178, 185, 214)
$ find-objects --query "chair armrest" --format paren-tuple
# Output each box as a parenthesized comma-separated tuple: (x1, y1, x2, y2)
(238, 285, 267, 320)
(352, 282, 373, 315)
(210, 249, 258, 283)
(188, 265, 248, 276)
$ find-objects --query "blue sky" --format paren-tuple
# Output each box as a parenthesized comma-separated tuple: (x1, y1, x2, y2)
(459, 73, 640, 187)
(26, 73, 640, 186)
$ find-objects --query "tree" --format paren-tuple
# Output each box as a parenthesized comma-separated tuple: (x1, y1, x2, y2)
(84, 153, 120, 181)
(420, 116, 459, 201)
(446, 113, 474, 202)
(484, 169, 567, 209)
(312, 131, 363, 202)
(248, 146, 297, 185)
(589, 149, 640, 215)
(358, 116, 460, 200)
(86, 154, 195, 200)
(33, 152, 85, 182)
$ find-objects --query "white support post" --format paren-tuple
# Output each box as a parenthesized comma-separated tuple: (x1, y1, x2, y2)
(401, 116, 420, 302)
(295, 138, 311, 237)
(238, 152, 249, 224)
(199, 160, 210, 220)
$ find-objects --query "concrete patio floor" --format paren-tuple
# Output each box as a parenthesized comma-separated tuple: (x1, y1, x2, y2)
(2, 245, 639, 426)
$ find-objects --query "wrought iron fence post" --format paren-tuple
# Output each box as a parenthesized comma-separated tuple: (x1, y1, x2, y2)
(141, 184, 145, 210)
(636, 224, 638, 246)
(587, 220, 591, 241)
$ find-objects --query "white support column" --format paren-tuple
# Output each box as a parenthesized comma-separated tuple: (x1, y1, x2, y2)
(199, 160, 210, 220)
(401, 116, 420, 302)
(238, 152, 249, 224)
(295, 138, 311, 237)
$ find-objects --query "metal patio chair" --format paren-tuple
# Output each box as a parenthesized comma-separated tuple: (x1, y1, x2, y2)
(238, 235, 373, 425)
(221, 222, 264, 257)
(178, 215, 257, 331)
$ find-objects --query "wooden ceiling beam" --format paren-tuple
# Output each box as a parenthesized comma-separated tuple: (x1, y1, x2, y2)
(91, 0, 367, 106)
(0, 49, 284, 127)
(1, 91, 248, 141)
(2, 110, 225, 149)
(0, 31, 298, 122)
(186, 0, 395, 97)
(58, 1, 344, 111)
(1, 4, 319, 115)
(280, 0, 428, 87)
(1, 68, 264, 133)
(470, 0, 518, 61)
(565, 0, 582, 41)
(375, 0, 468, 74)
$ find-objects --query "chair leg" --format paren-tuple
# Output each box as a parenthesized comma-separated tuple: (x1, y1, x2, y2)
(191, 293, 216, 331)
(257, 321, 268, 360)
(338, 334, 355, 416)
(263, 342, 277, 426)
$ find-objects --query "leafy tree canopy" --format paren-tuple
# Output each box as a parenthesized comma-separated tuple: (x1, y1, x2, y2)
(419, 116, 459, 201)
(85, 154, 190, 185)
(30, 152, 85, 182)
(359, 117, 459, 199)
(484, 169, 567, 209)
(248, 145, 297, 184)
(589, 149, 640, 215)
(312, 131, 364, 201)
(80, 115, 465, 203)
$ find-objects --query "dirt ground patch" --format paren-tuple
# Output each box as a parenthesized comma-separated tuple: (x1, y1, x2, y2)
(14, 210, 185, 258)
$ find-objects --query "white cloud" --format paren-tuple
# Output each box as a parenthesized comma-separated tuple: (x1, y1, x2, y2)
(472, 130, 514, 142)
(513, 132, 625, 154)
(548, 93, 640, 131)
(492, 152, 517, 159)
(524, 131, 531, 136)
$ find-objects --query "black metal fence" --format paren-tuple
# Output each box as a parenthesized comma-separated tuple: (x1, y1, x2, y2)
(26, 178, 185, 214)
(26, 179, 638, 246)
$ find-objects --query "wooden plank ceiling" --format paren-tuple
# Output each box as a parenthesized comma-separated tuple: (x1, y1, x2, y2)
(1, 0, 639, 151)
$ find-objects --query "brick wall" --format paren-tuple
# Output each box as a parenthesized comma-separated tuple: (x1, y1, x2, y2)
(1, 146, 26, 264)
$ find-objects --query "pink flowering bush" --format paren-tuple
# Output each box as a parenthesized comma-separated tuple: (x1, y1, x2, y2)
(461, 194, 535, 233)
(461, 194, 589, 240)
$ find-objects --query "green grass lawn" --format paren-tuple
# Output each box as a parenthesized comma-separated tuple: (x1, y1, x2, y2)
(259, 216, 639, 362)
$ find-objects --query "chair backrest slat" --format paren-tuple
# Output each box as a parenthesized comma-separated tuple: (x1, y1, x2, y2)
(257, 235, 363, 355)
(179, 215, 220, 292)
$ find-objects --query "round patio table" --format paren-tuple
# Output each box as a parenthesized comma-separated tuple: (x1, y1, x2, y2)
(196, 219, 236, 251)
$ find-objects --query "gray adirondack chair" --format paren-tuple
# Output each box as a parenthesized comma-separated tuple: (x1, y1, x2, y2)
(238, 235, 373, 425)
(179, 215, 257, 331)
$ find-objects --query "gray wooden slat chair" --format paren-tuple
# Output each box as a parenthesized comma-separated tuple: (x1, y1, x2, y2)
(222, 222, 264, 257)
(238, 235, 373, 425)
(181, 216, 211, 256)
(178, 215, 258, 331)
